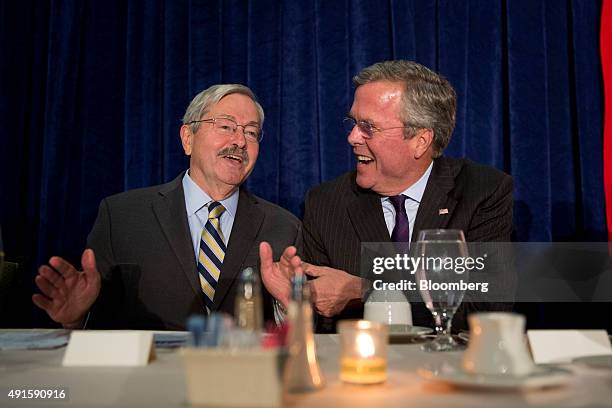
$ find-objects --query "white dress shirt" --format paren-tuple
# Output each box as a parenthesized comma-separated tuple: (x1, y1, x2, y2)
(380, 162, 433, 244)
(182, 171, 239, 260)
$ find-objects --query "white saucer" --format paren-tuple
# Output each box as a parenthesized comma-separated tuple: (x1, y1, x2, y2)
(573, 354, 612, 369)
(457, 331, 470, 343)
(417, 362, 573, 390)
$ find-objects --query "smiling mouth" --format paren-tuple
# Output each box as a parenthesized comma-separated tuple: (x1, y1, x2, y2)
(222, 154, 244, 164)
(356, 154, 374, 164)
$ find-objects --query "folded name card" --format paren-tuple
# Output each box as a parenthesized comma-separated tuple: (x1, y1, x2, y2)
(527, 330, 612, 364)
(63, 331, 156, 367)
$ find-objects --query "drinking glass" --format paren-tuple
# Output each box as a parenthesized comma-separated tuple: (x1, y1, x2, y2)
(413, 229, 469, 352)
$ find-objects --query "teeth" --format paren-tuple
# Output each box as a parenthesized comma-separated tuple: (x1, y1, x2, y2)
(225, 155, 242, 161)
(356, 155, 373, 162)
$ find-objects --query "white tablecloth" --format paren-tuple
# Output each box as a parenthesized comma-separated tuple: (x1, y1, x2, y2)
(0, 332, 610, 407)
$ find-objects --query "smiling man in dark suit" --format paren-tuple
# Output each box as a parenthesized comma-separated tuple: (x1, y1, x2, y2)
(299, 60, 513, 332)
(33, 84, 301, 330)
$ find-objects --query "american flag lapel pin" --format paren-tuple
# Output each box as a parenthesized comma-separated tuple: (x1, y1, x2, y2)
(438, 208, 449, 215)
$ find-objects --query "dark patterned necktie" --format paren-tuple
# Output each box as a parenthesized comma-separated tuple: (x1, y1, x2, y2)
(389, 194, 431, 326)
(389, 194, 410, 243)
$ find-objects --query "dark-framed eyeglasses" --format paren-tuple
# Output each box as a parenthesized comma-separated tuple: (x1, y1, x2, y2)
(189, 116, 263, 143)
(343, 116, 415, 139)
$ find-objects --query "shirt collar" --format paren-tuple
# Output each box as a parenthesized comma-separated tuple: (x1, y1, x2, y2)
(182, 170, 239, 218)
(382, 161, 433, 204)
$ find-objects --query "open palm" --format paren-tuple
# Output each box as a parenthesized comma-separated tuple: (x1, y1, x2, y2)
(259, 242, 302, 308)
(32, 249, 101, 326)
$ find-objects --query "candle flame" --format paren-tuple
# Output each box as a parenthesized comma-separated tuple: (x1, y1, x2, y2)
(356, 333, 375, 358)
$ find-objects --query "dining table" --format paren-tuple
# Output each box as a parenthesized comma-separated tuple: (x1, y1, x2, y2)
(0, 330, 611, 407)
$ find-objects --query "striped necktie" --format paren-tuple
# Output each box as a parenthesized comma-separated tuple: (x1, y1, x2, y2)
(197, 201, 226, 311)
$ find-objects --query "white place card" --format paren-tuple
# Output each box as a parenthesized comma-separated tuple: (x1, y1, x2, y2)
(527, 330, 612, 364)
(62, 331, 156, 367)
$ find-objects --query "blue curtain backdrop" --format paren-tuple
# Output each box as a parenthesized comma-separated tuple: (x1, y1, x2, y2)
(0, 0, 606, 325)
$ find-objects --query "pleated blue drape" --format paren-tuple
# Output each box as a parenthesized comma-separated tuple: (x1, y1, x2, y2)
(0, 1, 606, 312)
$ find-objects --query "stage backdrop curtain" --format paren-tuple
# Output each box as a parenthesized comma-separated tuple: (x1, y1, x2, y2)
(0, 1, 607, 324)
(602, 0, 612, 241)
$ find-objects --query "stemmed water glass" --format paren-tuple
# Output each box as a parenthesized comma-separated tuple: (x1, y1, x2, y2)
(413, 229, 469, 352)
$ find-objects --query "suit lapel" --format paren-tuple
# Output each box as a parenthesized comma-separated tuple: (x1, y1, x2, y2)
(412, 158, 459, 241)
(346, 178, 390, 243)
(152, 174, 204, 309)
(213, 188, 264, 309)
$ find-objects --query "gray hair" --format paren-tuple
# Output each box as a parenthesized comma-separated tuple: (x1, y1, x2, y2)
(353, 60, 456, 158)
(182, 84, 265, 133)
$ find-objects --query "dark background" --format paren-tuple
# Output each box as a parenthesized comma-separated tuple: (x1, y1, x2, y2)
(0, 0, 607, 328)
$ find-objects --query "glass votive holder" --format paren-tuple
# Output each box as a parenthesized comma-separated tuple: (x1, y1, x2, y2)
(338, 320, 388, 384)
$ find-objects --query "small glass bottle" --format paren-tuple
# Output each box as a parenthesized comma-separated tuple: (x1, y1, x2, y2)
(284, 273, 324, 392)
(234, 267, 263, 331)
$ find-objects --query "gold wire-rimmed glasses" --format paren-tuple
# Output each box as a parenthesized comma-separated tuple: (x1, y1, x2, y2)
(190, 116, 263, 143)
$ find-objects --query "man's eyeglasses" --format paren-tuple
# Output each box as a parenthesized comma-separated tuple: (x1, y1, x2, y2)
(190, 117, 263, 143)
(343, 116, 415, 139)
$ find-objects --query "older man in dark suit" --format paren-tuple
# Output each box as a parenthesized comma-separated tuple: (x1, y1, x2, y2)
(299, 61, 513, 332)
(33, 84, 301, 330)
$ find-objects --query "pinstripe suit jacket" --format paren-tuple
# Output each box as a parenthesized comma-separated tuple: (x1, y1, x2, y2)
(303, 156, 513, 332)
(86, 173, 302, 330)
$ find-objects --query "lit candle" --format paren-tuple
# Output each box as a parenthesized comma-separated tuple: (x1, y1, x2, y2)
(339, 320, 388, 384)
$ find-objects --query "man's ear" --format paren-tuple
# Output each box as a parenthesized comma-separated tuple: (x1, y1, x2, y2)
(180, 124, 193, 156)
(414, 128, 434, 159)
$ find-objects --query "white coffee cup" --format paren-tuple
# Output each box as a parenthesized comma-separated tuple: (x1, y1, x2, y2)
(462, 312, 534, 376)
(364, 290, 412, 326)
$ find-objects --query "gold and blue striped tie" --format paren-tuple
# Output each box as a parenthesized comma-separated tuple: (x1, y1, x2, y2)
(197, 201, 226, 311)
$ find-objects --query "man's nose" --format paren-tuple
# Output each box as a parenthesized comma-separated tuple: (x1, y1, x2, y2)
(230, 127, 248, 147)
(347, 124, 364, 146)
